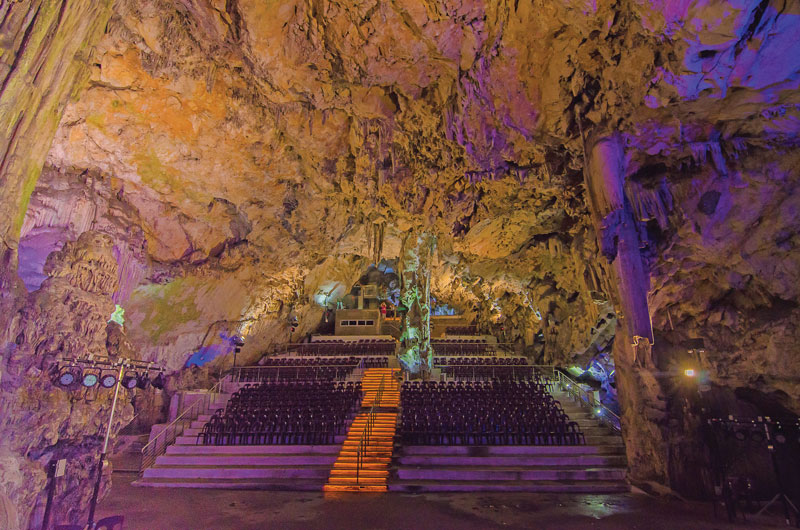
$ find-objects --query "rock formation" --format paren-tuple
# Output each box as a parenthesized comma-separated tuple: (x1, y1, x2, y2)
(1, 0, 799, 524)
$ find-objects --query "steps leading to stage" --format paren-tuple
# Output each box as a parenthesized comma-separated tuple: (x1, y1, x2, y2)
(360, 368, 401, 408)
(389, 381, 629, 493)
(324, 368, 402, 493)
(134, 444, 341, 490)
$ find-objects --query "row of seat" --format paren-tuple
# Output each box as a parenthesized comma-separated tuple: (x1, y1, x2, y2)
(235, 365, 356, 382)
(431, 342, 491, 355)
(399, 381, 584, 446)
(433, 356, 529, 365)
(439, 366, 540, 381)
(199, 381, 361, 445)
(444, 326, 477, 335)
(295, 342, 396, 356)
(259, 357, 359, 366)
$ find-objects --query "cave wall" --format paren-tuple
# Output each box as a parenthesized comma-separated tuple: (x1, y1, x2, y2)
(0, 0, 799, 522)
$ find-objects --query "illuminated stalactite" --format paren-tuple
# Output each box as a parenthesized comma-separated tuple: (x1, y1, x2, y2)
(584, 134, 668, 486)
(398, 231, 435, 375)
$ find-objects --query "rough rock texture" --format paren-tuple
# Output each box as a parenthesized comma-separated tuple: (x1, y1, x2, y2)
(1, 0, 799, 522)
(0, 232, 137, 528)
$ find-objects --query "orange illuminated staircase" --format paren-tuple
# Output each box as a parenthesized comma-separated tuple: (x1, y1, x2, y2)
(360, 368, 401, 408)
(324, 368, 401, 492)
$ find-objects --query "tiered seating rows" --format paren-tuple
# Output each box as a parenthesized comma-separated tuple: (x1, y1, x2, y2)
(260, 357, 358, 366)
(199, 381, 362, 445)
(236, 365, 356, 382)
(400, 381, 584, 445)
(431, 340, 490, 356)
(259, 356, 388, 368)
(445, 326, 477, 335)
(297, 340, 395, 356)
(434, 357, 529, 366)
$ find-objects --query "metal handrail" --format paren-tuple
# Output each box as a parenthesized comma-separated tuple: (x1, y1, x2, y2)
(552, 369, 621, 432)
(356, 375, 386, 484)
(139, 377, 227, 474)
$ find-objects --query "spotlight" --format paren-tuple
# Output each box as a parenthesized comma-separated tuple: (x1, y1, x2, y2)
(136, 374, 151, 390)
(81, 370, 99, 388)
(100, 372, 117, 389)
(121, 373, 139, 390)
(151, 372, 165, 390)
(595, 408, 603, 416)
(57, 365, 81, 387)
(684, 369, 696, 377)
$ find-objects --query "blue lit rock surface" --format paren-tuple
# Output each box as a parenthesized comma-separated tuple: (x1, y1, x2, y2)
(0, 0, 799, 525)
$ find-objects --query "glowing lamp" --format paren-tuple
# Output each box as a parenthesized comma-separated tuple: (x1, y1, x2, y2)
(684, 369, 696, 377)
(100, 372, 117, 389)
(595, 408, 603, 415)
(57, 366, 81, 387)
(81, 372, 99, 388)
(122, 373, 139, 390)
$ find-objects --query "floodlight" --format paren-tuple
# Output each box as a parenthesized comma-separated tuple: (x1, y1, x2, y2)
(57, 365, 81, 387)
(121, 373, 139, 390)
(151, 372, 165, 390)
(81, 371, 99, 388)
(100, 372, 117, 388)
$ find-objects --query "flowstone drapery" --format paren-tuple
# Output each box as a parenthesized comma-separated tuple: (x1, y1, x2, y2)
(398, 232, 436, 375)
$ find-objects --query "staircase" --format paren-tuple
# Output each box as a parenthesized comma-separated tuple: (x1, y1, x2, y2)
(134, 407, 351, 490)
(361, 368, 401, 408)
(324, 368, 401, 492)
(389, 387, 629, 493)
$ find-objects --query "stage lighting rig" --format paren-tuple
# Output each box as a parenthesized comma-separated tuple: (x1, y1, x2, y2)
(50, 356, 165, 529)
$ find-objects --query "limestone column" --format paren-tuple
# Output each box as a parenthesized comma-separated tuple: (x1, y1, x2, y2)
(584, 134, 669, 487)
(397, 230, 435, 375)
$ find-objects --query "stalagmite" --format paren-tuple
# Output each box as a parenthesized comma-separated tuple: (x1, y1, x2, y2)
(398, 231, 436, 375)
(584, 134, 668, 486)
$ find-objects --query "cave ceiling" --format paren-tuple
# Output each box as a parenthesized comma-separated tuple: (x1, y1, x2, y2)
(18, 0, 800, 371)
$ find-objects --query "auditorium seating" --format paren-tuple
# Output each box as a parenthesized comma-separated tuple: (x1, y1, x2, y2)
(433, 357, 529, 365)
(445, 325, 477, 335)
(199, 381, 361, 445)
(430, 339, 490, 356)
(434, 356, 539, 381)
(236, 364, 357, 382)
(399, 380, 584, 446)
(296, 340, 396, 356)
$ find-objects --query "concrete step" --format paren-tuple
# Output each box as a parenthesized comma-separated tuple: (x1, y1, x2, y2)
(327, 476, 386, 485)
(143, 465, 331, 480)
(396, 466, 626, 481)
(396, 454, 627, 467)
(333, 462, 389, 469)
(135, 478, 326, 491)
(324, 484, 387, 492)
(330, 469, 389, 477)
(388, 479, 630, 493)
(175, 435, 346, 445)
(399, 445, 625, 456)
(166, 444, 340, 455)
(155, 454, 337, 466)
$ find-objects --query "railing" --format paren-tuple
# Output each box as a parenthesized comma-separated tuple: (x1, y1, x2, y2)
(434, 363, 620, 432)
(139, 377, 227, 475)
(552, 370, 621, 432)
(230, 365, 358, 383)
(437, 364, 550, 383)
(429, 342, 516, 356)
(356, 375, 386, 485)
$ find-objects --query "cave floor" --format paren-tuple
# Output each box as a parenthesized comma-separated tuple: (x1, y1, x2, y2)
(94, 473, 785, 529)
